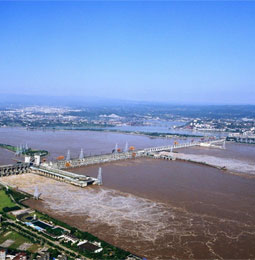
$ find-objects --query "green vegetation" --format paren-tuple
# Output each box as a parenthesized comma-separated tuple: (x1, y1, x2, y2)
(2, 206, 21, 212)
(140, 131, 203, 138)
(46, 227, 66, 236)
(1, 222, 70, 257)
(0, 144, 17, 152)
(1, 185, 131, 259)
(35, 212, 130, 258)
(6, 188, 28, 204)
(0, 230, 40, 253)
(0, 143, 48, 157)
(33, 211, 75, 233)
(47, 248, 61, 258)
(62, 128, 203, 138)
(0, 190, 16, 212)
(57, 127, 202, 138)
(74, 230, 130, 259)
(24, 148, 48, 157)
(6, 213, 16, 220)
(28, 244, 41, 253)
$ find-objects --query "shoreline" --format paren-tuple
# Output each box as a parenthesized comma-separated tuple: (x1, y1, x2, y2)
(0, 125, 204, 139)
(3, 162, 255, 259)
(0, 182, 133, 259)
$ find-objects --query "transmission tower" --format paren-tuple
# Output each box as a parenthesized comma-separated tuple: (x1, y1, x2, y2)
(115, 143, 118, 154)
(97, 167, 103, 185)
(66, 150, 71, 161)
(15, 146, 20, 156)
(34, 186, 40, 200)
(124, 142, 128, 152)
(79, 148, 84, 159)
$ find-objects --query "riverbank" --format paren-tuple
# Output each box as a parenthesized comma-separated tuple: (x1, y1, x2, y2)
(0, 182, 133, 259)
(0, 127, 184, 162)
(0, 143, 48, 157)
(25, 126, 204, 139)
(2, 159, 255, 259)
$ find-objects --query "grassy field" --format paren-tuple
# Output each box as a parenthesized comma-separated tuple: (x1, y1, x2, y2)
(0, 230, 40, 253)
(0, 190, 16, 212)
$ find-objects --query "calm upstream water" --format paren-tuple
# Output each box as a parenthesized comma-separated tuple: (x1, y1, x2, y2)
(1, 127, 255, 259)
(103, 119, 226, 137)
(0, 127, 193, 164)
(0, 148, 14, 165)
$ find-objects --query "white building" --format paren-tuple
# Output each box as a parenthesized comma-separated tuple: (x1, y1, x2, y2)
(0, 249, 6, 260)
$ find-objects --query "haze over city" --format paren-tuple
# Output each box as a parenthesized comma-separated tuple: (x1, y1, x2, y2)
(1, 1, 255, 104)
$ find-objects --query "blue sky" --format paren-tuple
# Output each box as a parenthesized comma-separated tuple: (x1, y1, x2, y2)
(0, 1, 255, 104)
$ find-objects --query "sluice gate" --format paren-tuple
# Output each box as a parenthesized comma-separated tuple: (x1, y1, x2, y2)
(0, 163, 31, 177)
(0, 138, 226, 188)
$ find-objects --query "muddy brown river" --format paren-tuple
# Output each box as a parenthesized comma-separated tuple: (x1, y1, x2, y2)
(1, 128, 255, 259)
(0, 127, 184, 164)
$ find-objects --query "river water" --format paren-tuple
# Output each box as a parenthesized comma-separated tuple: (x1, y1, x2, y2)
(0, 127, 195, 164)
(177, 142, 255, 175)
(1, 127, 255, 259)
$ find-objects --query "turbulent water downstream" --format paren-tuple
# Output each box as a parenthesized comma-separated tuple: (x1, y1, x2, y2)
(1, 128, 255, 259)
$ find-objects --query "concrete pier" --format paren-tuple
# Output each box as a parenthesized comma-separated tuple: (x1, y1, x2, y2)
(30, 166, 98, 187)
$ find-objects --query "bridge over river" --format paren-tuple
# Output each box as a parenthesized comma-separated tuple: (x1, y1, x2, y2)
(49, 138, 226, 170)
(0, 138, 226, 188)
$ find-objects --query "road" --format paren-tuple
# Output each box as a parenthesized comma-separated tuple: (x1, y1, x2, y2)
(5, 219, 90, 259)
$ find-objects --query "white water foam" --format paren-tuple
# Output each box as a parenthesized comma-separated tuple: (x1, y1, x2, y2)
(176, 153, 255, 175)
(43, 184, 175, 242)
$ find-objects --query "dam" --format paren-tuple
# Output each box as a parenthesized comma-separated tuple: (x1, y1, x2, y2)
(0, 138, 226, 187)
